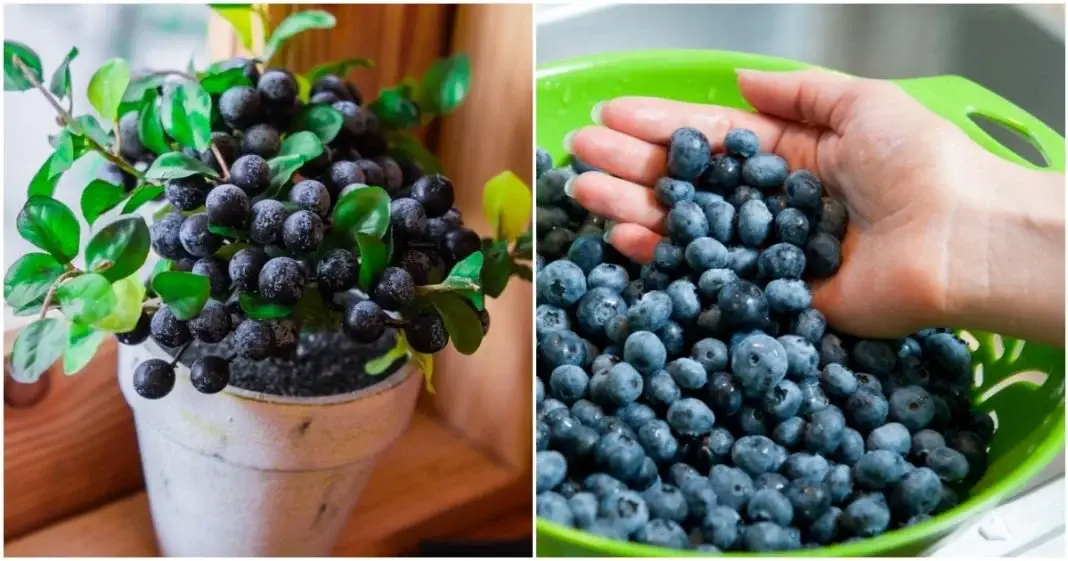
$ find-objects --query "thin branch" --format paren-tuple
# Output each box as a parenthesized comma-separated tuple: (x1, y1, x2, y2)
(384, 317, 408, 328)
(39, 270, 82, 320)
(12, 55, 153, 184)
(210, 142, 231, 181)
(169, 341, 191, 367)
(112, 120, 122, 157)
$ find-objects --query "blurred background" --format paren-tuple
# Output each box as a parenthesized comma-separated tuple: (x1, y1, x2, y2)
(536, 3, 1065, 557)
(537, 3, 1065, 166)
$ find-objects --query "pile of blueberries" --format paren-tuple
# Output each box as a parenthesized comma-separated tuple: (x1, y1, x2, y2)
(534, 127, 990, 552)
(118, 61, 484, 400)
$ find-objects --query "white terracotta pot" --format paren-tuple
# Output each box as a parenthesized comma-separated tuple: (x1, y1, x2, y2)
(117, 340, 422, 556)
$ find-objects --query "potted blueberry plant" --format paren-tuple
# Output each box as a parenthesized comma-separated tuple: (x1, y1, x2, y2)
(3, 7, 531, 556)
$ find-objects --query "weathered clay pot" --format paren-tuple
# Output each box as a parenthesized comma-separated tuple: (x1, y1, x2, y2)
(117, 340, 421, 556)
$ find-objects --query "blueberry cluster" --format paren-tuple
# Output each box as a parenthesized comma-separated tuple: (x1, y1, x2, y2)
(120, 61, 484, 400)
(534, 128, 990, 551)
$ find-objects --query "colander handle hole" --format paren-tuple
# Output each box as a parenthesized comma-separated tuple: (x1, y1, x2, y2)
(967, 112, 1049, 168)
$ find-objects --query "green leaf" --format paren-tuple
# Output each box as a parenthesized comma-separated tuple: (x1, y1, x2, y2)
(71, 115, 113, 148)
(51, 128, 77, 175)
(92, 274, 146, 333)
(512, 261, 533, 282)
(199, 66, 252, 94)
(417, 53, 470, 115)
(369, 85, 420, 129)
(306, 58, 374, 82)
(87, 58, 131, 121)
(333, 186, 391, 240)
(481, 241, 512, 298)
(10, 318, 67, 383)
(237, 292, 293, 319)
(137, 89, 170, 155)
(120, 73, 166, 112)
(150, 258, 173, 282)
(427, 292, 483, 355)
(56, 273, 116, 324)
(295, 73, 311, 102)
(514, 229, 533, 261)
(28, 154, 63, 197)
(48, 46, 79, 99)
(84, 216, 151, 282)
(161, 79, 212, 152)
(208, 224, 247, 239)
(121, 184, 165, 214)
(278, 130, 323, 161)
(482, 171, 532, 241)
(64, 322, 107, 375)
(264, 154, 306, 199)
(264, 10, 337, 62)
(446, 251, 484, 285)
(145, 151, 220, 181)
(152, 271, 210, 320)
(409, 343, 435, 392)
(365, 333, 409, 375)
(356, 233, 388, 291)
(16, 196, 80, 263)
(294, 104, 344, 143)
(211, 4, 262, 52)
(3, 253, 64, 310)
(4, 41, 42, 91)
(80, 179, 128, 226)
(386, 130, 443, 175)
(216, 242, 248, 259)
(296, 286, 341, 332)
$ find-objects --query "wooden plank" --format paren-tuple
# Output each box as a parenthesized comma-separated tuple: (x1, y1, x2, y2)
(431, 3, 535, 470)
(3, 337, 144, 541)
(4, 410, 528, 557)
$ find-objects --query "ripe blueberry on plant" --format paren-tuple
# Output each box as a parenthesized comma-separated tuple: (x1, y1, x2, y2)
(534, 127, 993, 551)
(5, 13, 529, 405)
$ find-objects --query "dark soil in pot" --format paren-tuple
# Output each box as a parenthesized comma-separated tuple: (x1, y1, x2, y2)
(168, 328, 405, 397)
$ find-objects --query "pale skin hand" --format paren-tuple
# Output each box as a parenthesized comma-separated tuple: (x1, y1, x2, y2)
(566, 69, 1065, 346)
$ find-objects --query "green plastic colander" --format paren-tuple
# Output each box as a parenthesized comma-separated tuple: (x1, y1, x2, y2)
(536, 50, 1066, 557)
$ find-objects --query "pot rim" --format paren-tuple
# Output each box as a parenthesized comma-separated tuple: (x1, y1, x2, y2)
(141, 338, 415, 407)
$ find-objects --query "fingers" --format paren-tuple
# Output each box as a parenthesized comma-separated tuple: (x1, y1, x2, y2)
(588, 96, 824, 174)
(604, 222, 660, 264)
(568, 125, 665, 186)
(568, 172, 666, 233)
(736, 69, 860, 131)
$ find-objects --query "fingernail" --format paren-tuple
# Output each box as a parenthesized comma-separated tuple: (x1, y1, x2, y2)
(590, 101, 606, 125)
(562, 130, 577, 153)
(603, 221, 617, 243)
(564, 175, 577, 198)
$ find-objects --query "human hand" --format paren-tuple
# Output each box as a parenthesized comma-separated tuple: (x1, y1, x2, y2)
(565, 69, 1064, 342)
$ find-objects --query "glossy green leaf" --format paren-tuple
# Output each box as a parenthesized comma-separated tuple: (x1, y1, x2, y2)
(80, 179, 128, 226)
(446, 250, 484, 285)
(369, 85, 420, 129)
(152, 271, 210, 320)
(84, 216, 151, 282)
(306, 58, 374, 82)
(482, 171, 532, 241)
(511, 261, 533, 282)
(4, 40, 42, 91)
(296, 287, 341, 332)
(211, 4, 262, 52)
(480, 241, 512, 298)
(238, 292, 292, 319)
(161, 79, 212, 152)
(16, 195, 80, 263)
(64, 321, 107, 375)
(264, 10, 337, 62)
(92, 273, 146, 333)
(121, 184, 165, 214)
(333, 186, 391, 240)
(56, 273, 115, 324)
(3, 253, 64, 310)
(87, 58, 131, 121)
(356, 233, 388, 291)
(428, 291, 483, 355)
(386, 130, 443, 174)
(48, 46, 79, 99)
(120, 73, 166, 107)
(278, 130, 323, 161)
(145, 151, 220, 180)
(9, 318, 67, 383)
(365, 332, 409, 375)
(513, 229, 533, 261)
(137, 89, 170, 155)
(295, 73, 310, 102)
(28, 154, 63, 197)
(50, 128, 77, 174)
(199, 66, 252, 94)
(294, 104, 344, 143)
(71, 115, 112, 148)
(417, 53, 470, 115)
(264, 154, 306, 199)
(410, 345, 435, 393)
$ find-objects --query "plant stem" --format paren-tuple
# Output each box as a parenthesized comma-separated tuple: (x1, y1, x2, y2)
(384, 317, 408, 328)
(12, 55, 153, 184)
(39, 270, 82, 320)
(144, 70, 197, 82)
(112, 120, 122, 157)
(210, 142, 231, 181)
(170, 342, 191, 367)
